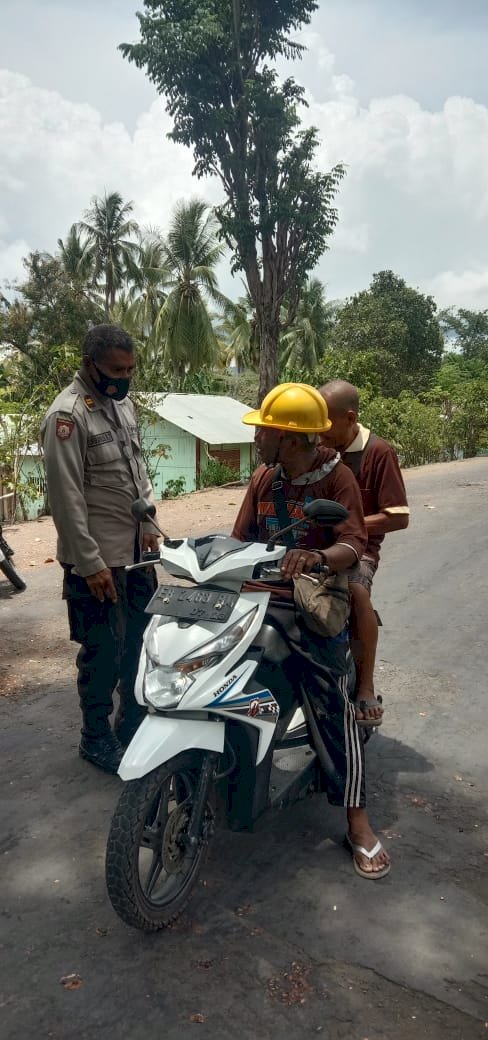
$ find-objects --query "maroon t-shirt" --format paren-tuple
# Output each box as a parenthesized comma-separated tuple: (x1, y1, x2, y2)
(342, 432, 409, 563)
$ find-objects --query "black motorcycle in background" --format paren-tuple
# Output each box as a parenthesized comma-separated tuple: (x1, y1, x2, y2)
(0, 524, 26, 591)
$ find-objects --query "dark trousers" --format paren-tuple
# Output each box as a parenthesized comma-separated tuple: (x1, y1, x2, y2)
(62, 564, 157, 738)
(265, 604, 366, 809)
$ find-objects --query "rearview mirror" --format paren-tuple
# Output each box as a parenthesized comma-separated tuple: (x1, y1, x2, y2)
(303, 499, 348, 525)
(131, 497, 156, 522)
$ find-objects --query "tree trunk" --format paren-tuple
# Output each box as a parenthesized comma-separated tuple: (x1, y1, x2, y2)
(257, 314, 280, 404)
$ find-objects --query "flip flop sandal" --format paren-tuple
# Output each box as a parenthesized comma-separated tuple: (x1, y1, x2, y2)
(355, 698, 384, 729)
(345, 833, 391, 880)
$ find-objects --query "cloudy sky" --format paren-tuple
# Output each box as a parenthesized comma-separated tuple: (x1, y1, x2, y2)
(1, 0, 488, 309)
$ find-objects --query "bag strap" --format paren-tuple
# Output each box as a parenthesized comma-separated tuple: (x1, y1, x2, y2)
(345, 432, 378, 479)
(271, 466, 296, 550)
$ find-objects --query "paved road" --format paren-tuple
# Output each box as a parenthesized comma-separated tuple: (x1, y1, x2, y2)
(1, 459, 488, 1039)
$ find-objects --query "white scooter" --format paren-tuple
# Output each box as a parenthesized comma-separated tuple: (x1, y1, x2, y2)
(106, 497, 355, 932)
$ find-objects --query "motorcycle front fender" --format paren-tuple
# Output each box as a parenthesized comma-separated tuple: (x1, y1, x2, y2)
(118, 715, 225, 781)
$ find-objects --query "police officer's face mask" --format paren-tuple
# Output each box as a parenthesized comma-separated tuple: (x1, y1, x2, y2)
(92, 361, 131, 402)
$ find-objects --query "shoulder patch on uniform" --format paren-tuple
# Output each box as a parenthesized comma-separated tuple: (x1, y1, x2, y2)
(56, 417, 75, 441)
(87, 431, 114, 447)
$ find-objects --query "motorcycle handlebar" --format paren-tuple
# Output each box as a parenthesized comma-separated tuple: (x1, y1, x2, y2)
(125, 554, 331, 579)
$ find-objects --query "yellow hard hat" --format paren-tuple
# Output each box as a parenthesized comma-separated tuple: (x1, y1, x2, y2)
(242, 382, 332, 434)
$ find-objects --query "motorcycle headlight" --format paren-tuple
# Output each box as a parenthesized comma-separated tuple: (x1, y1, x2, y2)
(143, 607, 258, 710)
(144, 666, 193, 709)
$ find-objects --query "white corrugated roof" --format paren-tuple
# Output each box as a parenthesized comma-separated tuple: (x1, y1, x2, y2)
(145, 394, 255, 445)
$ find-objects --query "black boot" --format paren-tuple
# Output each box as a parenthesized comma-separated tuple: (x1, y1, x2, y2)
(79, 731, 124, 774)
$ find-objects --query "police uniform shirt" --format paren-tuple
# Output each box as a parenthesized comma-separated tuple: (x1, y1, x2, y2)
(40, 373, 156, 576)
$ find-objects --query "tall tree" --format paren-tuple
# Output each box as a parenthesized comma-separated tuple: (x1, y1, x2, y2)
(440, 307, 488, 363)
(332, 270, 444, 396)
(158, 200, 225, 387)
(120, 0, 344, 401)
(79, 191, 140, 315)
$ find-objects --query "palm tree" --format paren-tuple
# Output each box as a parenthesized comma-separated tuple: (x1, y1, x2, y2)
(218, 294, 259, 373)
(57, 225, 94, 287)
(158, 200, 226, 387)
(79, 191, 140, 316)
(128, 233, 168, 337)
(280, 278, 335, 376)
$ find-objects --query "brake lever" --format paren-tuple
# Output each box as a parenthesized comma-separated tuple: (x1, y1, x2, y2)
(125, 557, 162, 572)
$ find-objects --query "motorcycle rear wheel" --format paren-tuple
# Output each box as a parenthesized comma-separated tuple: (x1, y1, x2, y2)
(105, 752, 215, 932)
(0, 557, 26, 591)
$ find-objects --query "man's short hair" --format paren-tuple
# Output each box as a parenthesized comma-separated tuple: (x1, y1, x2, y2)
(319, 380, 360, 415)
(82, 324, 134, 365)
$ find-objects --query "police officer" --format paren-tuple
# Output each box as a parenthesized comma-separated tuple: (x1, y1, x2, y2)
(41, 324, 159, 773)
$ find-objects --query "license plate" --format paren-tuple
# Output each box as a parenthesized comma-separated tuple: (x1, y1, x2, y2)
(146, 585, 238, 622)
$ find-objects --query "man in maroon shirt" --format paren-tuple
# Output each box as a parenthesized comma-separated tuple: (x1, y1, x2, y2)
(319, 381, 410, 727)
(233, 383, 390, 879)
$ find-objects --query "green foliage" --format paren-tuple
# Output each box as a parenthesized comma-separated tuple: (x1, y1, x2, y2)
(357, 391, 444, 467)
(121, 0, 344, 399)
(224, 370, 259, 407)
(180, 369, 227, 395)
(1, 341, 81, 414)
(179, 367, 260, 406)
(0, 398, 45, 519)
(164, 476, 187, 497)
(197, 458, 240, 489)
(315, 346, 401, 399)
(446, 380, 488, 458)
(1, 252, 102, 355)
(332, 271, 444, 396)
(434, 352, 488, 391)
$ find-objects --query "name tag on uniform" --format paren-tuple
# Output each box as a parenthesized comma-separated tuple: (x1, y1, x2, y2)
(87, 431, 114, 447)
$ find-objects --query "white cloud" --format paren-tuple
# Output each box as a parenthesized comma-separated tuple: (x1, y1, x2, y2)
(0, 69, 219, 268)
(0, 238, 30, 288)
(426, 268, 488, 310)
(1, 48, 488, 310)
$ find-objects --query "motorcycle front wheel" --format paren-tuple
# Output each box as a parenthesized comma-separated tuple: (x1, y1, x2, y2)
(0, 557, 27, 591)
(105, 752, 215, 932)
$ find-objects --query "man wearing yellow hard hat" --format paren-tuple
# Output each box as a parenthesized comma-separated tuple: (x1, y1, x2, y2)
(232, 383, 390, 879)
